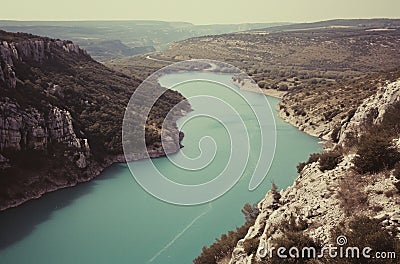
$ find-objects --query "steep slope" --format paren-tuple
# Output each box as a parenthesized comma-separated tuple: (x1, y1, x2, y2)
(0, 30, 189, 210)
(229, 79, 400, 264)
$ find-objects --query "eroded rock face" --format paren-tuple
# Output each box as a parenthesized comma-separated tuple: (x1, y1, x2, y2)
(229, 157, 347, 264)
(0, 32, 187, 211)
(0, 39, 84, 90)
(278, 104, 332, 139)
(0, 99, 89, 162)
(14, 40, 48, 63)
(338, 80, 400, 145)
(0, 41, 18, 89)
(229, 155, 400, 264)
(278, 79, 400, 143)
(0, 36, 90, 165)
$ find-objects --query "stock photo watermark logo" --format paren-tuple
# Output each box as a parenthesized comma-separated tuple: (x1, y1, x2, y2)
(122, 59, 276, 205)
(256, 235, 397, 260)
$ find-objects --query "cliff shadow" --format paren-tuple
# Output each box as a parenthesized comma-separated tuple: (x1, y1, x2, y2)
(0, 163, 126, 250)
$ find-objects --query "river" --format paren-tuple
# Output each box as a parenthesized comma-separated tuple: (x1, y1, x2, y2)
(0, 72, 321, 264)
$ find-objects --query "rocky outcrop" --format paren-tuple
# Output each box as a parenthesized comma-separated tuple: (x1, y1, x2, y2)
(278, 101, 333, 140)
(229, 154, 400, 263)
(278, 80, 400, 143)
(229, 157, 346, 263)
(0, 41, 18, 89)
(0, 100, 88, 151)
(0, 95, 186, 210)
(338, 80, 400, 144)
(0, 38, 85, 90)
(229, 79, 400, 264)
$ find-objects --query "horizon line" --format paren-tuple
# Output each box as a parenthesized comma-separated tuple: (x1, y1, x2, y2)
(0, 17, 399, 26)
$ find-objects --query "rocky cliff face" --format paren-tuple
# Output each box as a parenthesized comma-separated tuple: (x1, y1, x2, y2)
(338, 80, 400, 145)
(0, 101, 90, 168)
(0, 30, 188, 210)
(276, 73, 398, 141)
(278, 102, 333, 139)
(228, 79, 400, 264)
(229, 155, 400, 263)
(0, 38, 84, 89)
(0, 35, 91, 173)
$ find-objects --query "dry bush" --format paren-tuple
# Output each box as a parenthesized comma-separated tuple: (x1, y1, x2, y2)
(319, 150, 343, 172)
(331, 215, 399, 264)
(336, 171, 368, 216)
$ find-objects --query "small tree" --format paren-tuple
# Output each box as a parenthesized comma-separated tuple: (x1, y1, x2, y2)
(319, 150, 343, 171)
(353, 134, 400, 174)
(278, 83, 288, 91)
(241, 203, 260, 223)
(297, 153, 321, 173)
(331, 125, 341, 143)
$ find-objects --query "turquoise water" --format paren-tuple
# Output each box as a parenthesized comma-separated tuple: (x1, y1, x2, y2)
(0, 73, 321, 264)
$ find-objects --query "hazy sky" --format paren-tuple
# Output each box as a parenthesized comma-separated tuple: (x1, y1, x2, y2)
(1, 0, 399, 24)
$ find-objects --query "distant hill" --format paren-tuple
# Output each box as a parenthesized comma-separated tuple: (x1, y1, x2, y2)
(254, 18, 400, 32)
(0, 20, 289, 61)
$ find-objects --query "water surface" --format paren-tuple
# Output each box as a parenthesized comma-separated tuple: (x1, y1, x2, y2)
(0, 73, 322, 264)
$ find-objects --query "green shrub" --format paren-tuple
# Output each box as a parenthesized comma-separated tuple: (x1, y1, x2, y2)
(336, 172, 368, 216)
(394, 181, 400, 194)
(278, 84, 289, 91)
(353, 134, 400, 174)
(257, 218, 321, 264)
(346, 108, 357, 122)
(353, 100, 400, 174)
(193, 203, 259, 264)
(241, 203, 260, 223)
(296, 162, 307, 174)
(319, 150, 343, 171)
(297, 153, 321, 173)
(193, 222, 252, 264)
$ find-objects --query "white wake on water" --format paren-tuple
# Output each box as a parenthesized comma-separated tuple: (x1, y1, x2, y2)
(148, 203, 213, 263)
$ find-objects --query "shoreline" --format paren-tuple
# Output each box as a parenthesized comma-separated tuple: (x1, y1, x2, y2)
(260, 88, 287, 99)
(0, 141, 184, 212)
(1, 75, 298, 212)
(231, 77, 288, 99)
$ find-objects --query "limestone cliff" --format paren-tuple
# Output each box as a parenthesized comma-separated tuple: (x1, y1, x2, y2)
(228, 79, 400, 264)
(0, 30, 188, 210)
(0, 38, 85, 90)
(0, 100, 90, 168)
(276, 72, 400, 141)
(338, 80, 400, 145)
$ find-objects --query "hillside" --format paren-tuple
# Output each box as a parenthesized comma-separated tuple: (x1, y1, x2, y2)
(255, 18, 400, 33)
(104, 19, 400, 263)
(0, 20, 288, 61)
(228, 79, 400, 263)
(0, 30, 189, 210)
(109, 20, 400, 140)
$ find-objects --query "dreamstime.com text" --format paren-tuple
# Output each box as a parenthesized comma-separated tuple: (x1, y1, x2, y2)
(256, 236, 397, 260)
